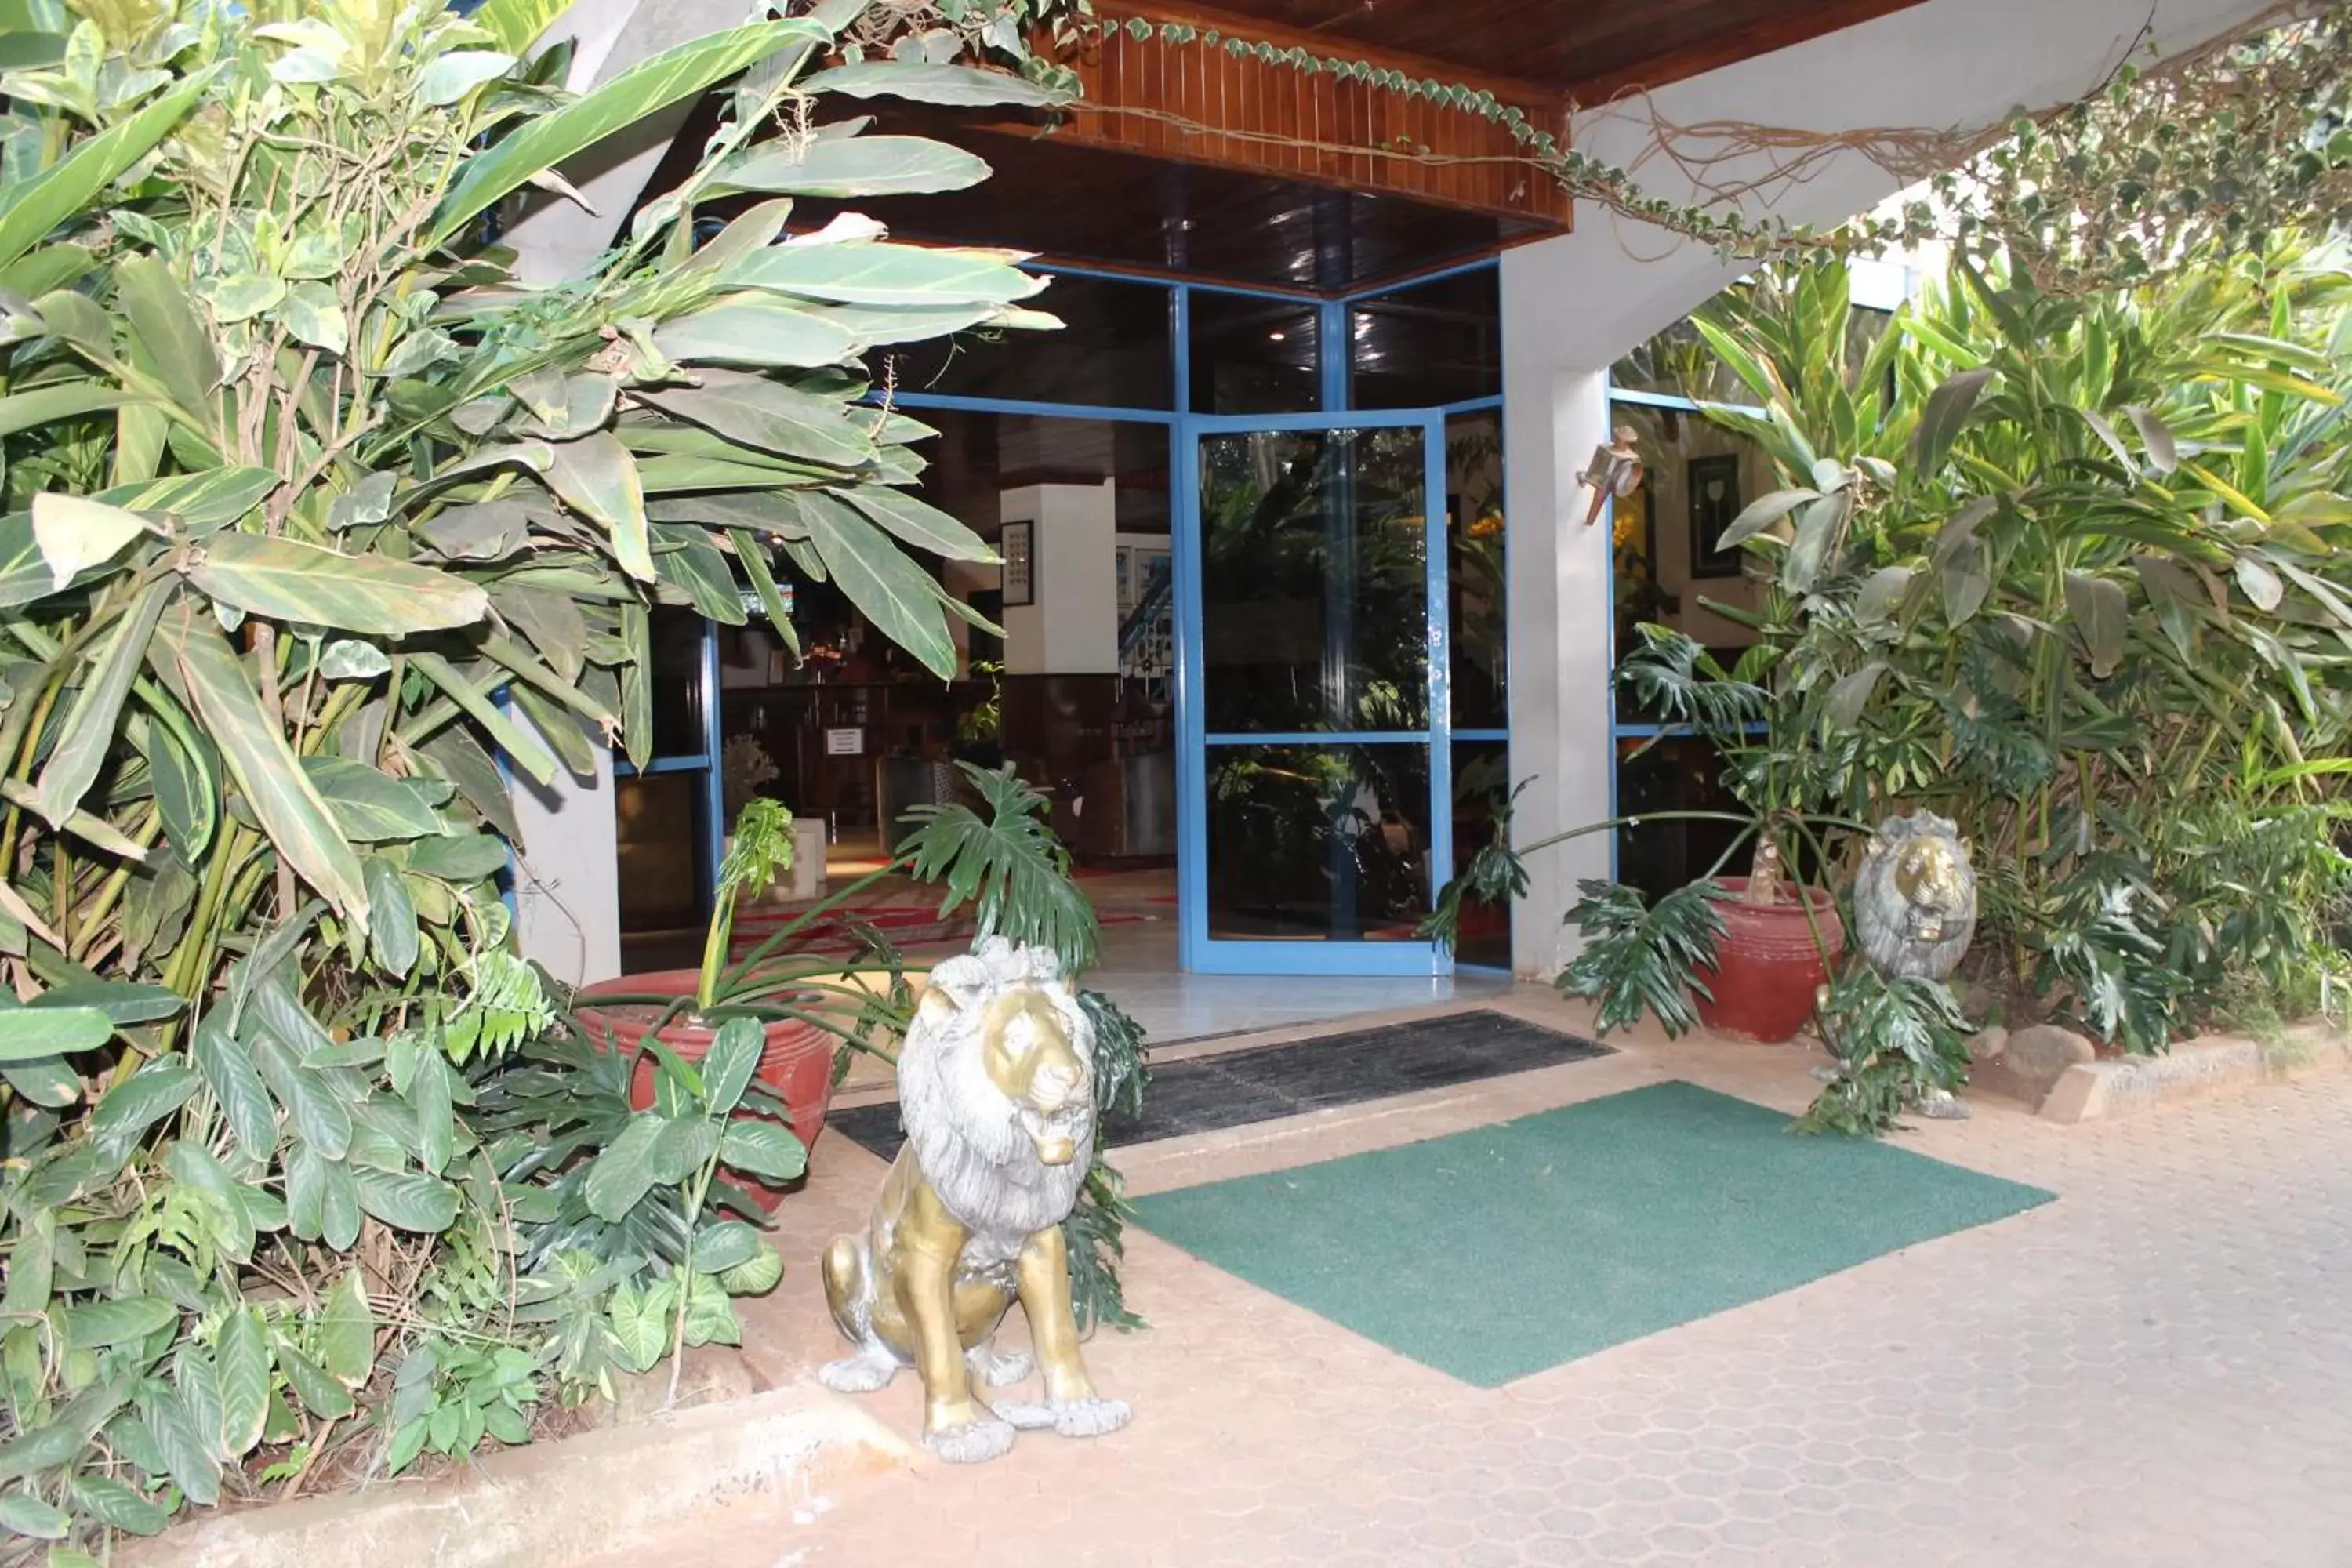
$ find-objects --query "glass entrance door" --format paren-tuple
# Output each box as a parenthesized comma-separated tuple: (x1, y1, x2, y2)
(1174, 412, 1453, 975)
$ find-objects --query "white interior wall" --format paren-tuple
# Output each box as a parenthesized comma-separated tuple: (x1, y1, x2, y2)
(999, 482, 1119, 675)
(1500, 0, 2278, 979)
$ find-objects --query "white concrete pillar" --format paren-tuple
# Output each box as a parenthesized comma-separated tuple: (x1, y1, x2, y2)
(1000, 481, 1118, 675)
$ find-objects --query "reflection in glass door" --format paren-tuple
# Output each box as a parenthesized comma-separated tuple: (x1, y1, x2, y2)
(1174, 413, 1452, 974)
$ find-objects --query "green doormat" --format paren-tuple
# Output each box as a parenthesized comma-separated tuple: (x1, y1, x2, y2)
(1131, 1080, 2054, 1387)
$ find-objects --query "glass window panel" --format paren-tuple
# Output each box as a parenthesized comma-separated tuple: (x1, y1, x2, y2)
(1450, 739, 1512, 970)
(1205, 742, 1432, 941)
(1189, 290, 1319, 415)
(1349, 267, 1501, 409)
(1446, 410, 1505, 731)
(615, 772, 708, 932)
(885, 271, 1174, 409)
(647, 606, 709, 759)
(1200, 425, 1428, 734)
(1606, 400, 1769, 720)
(1609, 317, 1755, 405)
(1613, 735, 1744, 906)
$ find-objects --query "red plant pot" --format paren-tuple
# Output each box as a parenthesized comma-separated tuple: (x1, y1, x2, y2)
(573, 970, 833, 1212)
(1691, 878, 1846, 1045)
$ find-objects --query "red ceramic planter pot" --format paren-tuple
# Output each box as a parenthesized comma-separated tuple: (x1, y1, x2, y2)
(573, 970, 833, 1211)
(1691, 878, 1846, 1044)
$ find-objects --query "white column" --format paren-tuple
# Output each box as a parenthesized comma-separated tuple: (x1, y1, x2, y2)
(511, 717, 623, 989)
(1500, 251, 1613, 982)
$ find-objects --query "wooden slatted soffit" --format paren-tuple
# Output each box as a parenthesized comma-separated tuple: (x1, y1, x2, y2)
(1037, 5, 1573, 229)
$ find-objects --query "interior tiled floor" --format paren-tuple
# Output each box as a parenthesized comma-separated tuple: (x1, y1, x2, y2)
(613, 989, 2352, 1568)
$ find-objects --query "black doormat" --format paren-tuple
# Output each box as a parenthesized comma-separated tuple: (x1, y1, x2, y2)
(826, 1008, 1610, 1161)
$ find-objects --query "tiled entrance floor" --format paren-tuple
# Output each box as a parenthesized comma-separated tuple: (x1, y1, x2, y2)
(618, 989, 2352, 1567)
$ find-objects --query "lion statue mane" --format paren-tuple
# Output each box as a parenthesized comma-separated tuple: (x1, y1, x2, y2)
(1852, 811, 1977, 982)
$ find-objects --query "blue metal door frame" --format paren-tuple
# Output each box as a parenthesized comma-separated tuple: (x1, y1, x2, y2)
(1173, 407, 1454, 975)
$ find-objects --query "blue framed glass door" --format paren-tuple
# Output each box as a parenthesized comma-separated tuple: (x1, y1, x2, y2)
(1174, 411, 1454, 975)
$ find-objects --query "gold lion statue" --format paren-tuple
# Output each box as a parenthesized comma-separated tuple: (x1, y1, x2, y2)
(1853, 811, 1977, 982)
(818, 938, 1131, 1464)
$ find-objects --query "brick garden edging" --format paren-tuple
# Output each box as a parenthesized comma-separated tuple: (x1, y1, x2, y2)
(2038, 1022, 2352, 1124)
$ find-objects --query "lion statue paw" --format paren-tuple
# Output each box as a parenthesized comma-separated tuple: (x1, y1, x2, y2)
(996, 1396, 1134, 1439)
(927, 1414, 1018, 1465)
(818, 1345, 899, 1395)
(966, 1343, 1033, 1389)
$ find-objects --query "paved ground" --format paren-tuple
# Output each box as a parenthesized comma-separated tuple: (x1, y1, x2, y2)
(619, 989, 2352, 1568)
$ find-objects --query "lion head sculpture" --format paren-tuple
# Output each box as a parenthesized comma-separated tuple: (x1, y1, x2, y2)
(1852, 812, 1977, 982)
(895, 937, 1098, 1265)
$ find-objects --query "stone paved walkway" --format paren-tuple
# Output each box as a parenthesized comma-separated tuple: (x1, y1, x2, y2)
(625, 991, 2352, 1568)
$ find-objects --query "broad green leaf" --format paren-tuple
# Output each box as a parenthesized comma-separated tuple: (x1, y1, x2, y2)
(115, 254, 220, 423)
(0, 1006, 109, 1060)
(1855, 565, 1915, 623)
(97, 466, 280, 533)
(693, 1218, 763, 1274)
(418, 49, 517, 105)
(799, 492, 954, 678)
(68, 1473, 166, 1537)
(280, 280, 347, 354)
(711, 133, 989, 198)
(403, 833, 509, 886)
(189, 535, 487, 635)
(352, 1167, 459, 1232)
(0, 1493, 68, 1539)
(284, 1136, 327, 1239)
(364, 857, 419, 977)
(419, 727, 522, 841)
(1714, 487, 1816, 552)
(583, 1114, 663, 1221)
(0, 381, 129, 437)
(652, 296, 858, 368)
(492, 582, 587, 681)
(718, 1119, 806, 1181)
(194, 1011, 276, 1160)
(209, 271, 285, 321)
(470, 0, 574, 53)
(702, 1017, 763, 1115)
(2063, 572, 2129, 678)
(730, 241, 1044, 307)
(1780, 492, 1847, 595)
(216, 1309, 270, 1454)
(320, 638, 392, 680)
(630, 368, 875, 468)
(34, 979, 181, 1026)
(652, 524, 746, 625)
(408, 652, 559, 787)
(63, 1296, 176, 1352)
(318, 1269, 375, 1388)
(90, 1058, 198, 1167)
(606, 1282, 667, 1373)
(651, 1115, 720, 1184)
(1913, 367, 1994, 474)
(32, 578, 168, 826)
(2234, 554, 2284, 612)
(1824, 660, 1889, 730)
(151, 604, 369, 923)
(139, 1386, 219, 1506)
(2126, 405, 2178, 474)
(411, 1051, 453, 1177)
(274, 1341, 355, 1420)
(142, 698, 219, 862)
(680, 1270, 740, 1348)
(731, 528, 800, 657)
(836, 483, 994, 563)
(544, 430, 652, 582)
(619, 602, 651, 769)
(31, 492, 145, 590)
(717, 1240, 784, 1296)
(799, 60, 1071, 107)
(428, 21, 830, 249)
(1940, 535, 1991, 626)
(250, 1033, 352, 1160)
(303, 757, 441, 841)
(0, 71, 212, 271)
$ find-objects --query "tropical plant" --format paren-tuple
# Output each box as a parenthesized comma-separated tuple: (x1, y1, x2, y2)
(0, 0, 1100, 1553)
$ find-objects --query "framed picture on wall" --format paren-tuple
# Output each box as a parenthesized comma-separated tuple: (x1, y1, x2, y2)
(1001, 520, 1035, 607)
(1686, 454, 1745, 579)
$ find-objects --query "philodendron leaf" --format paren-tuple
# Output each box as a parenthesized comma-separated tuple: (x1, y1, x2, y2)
(717, 1120, 806, 1181)
(31, 492, 148, 590)
(151, 601, 370, 926)
(701, 1018, 764, 1116)
(188, 535, 488, 635)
